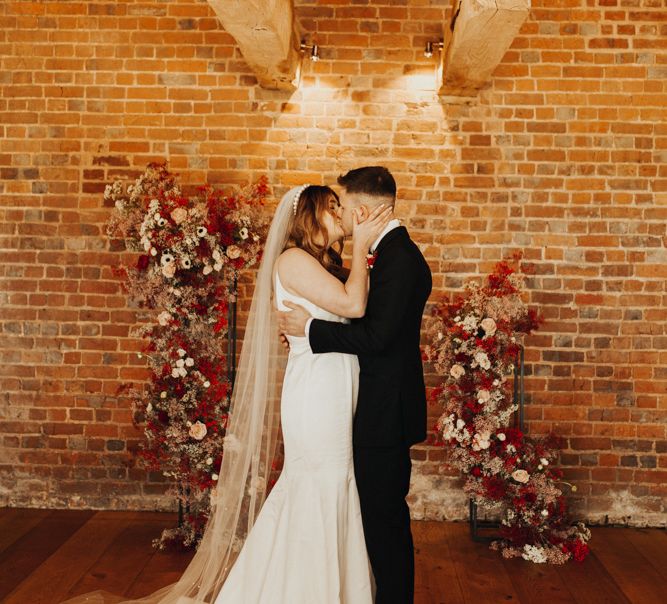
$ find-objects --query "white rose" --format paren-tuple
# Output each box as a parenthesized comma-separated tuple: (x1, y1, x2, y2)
(450, 364, 465, 379)
(160, 391, 167, 399)
(456, 418, 465, 430)
(226, 245, 242, 259)
(206, 457, 213, 465)
(212, 249, 221, 261)
(511, 469, 530, 484)
(540, 457, 549, 466)
(150, 247, 157, 256)
(212, 473, 219, 481)
(496, 432, 506, 441)
(203, 380, 210, 388)
(170, 207, 188, 224)
(472, 431, 491, 451)
(481, 317, 497, 336)
(474, 351, 490, 370)
(185, 357, 194, 367)
(177, 348, 186, 357)
(171, 368, 180, 378)
(203, 265, 213, 275)
(157, 311, 171, 326)
(176, 359, 185, 368)
(189, 421, 207, 440)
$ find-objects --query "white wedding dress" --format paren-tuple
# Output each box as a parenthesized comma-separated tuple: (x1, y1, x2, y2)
(214, 270, 374, 604)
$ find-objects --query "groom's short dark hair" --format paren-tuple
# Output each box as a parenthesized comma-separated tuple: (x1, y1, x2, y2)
(337, 166, 396, 200)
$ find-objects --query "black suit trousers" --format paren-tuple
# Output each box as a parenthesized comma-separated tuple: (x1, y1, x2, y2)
(353, 444, 414, 604)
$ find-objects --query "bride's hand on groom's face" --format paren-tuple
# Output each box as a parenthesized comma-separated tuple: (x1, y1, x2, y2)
(352, 204, 393, 251)
(277, 301, 311, 338)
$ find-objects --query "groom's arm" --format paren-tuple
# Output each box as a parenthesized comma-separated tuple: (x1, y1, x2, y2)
(309, 252, 417, 356)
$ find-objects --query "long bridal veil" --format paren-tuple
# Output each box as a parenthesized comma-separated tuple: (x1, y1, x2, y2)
(61, 187, 300, 604)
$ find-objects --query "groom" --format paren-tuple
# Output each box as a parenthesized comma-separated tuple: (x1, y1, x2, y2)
(278, 166, 432, 604)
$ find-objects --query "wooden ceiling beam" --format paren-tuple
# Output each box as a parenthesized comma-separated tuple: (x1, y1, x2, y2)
(208, 0, 302, 91)
(439, 0, 530, 97)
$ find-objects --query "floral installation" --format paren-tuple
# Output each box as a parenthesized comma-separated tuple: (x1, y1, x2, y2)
(424, 254, 591, 564)
(105, 163, 271, 549)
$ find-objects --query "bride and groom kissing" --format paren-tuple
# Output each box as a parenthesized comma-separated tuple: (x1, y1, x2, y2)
(61, 166, 431, 604)
(231, 165, 432, 604)
(216, 166, 432, 604)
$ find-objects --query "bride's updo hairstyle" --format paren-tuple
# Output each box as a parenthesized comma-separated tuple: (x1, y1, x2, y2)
(284, 185, 346, 280)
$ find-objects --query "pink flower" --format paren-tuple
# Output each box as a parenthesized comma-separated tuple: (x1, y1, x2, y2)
(477, 389, 491, 403)
(161, 263, 176, 278)
(189, 421, 207, 440)
(170, 207, 188, 224)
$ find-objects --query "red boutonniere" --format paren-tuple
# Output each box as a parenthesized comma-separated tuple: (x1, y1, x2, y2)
(366, 251, 378, 270)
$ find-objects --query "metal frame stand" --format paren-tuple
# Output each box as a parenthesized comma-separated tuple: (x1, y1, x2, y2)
(469, 345, 525, 542)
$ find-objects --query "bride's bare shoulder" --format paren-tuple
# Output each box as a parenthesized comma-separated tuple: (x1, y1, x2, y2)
(277, 247, 320, 271)
(276, 248, 330, 293)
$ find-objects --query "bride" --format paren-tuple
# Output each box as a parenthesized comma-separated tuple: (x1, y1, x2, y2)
(61, 184, 392, 604)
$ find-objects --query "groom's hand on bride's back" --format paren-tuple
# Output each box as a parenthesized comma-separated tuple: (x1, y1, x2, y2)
(277, 301, 311, 338)
(277, 329, 290, 351)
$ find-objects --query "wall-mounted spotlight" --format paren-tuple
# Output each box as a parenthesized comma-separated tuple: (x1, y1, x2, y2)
(300, 41, 320, 62)
(424, 40, 444, 58)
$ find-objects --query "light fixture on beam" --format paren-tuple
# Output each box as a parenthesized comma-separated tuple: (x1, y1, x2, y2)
(300, 41, 321, 62)
(424, 40, 444, 58)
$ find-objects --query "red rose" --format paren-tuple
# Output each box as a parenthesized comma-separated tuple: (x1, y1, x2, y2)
(137, 254, 150, 271)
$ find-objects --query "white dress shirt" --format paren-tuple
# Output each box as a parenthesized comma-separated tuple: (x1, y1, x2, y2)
(304, 218, 402, 339)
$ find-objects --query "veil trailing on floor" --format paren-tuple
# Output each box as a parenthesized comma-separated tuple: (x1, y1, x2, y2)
(60, 187, 301, 604)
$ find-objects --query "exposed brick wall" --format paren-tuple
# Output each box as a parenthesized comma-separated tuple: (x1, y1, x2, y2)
(1, 0, 665, 526)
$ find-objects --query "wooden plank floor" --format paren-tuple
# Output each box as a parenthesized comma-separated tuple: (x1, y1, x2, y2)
(0, 508, 665, 604)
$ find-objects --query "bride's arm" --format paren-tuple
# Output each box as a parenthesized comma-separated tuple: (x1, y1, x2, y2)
(278, 206, 391, 319)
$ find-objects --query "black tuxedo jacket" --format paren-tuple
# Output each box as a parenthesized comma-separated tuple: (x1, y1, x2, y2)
(309, 226, 432, 447)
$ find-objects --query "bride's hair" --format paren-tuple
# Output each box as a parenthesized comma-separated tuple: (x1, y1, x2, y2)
(284, 185, 346, 281)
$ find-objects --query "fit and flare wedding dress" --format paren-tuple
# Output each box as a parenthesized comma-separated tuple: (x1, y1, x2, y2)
(214, 270, 373, 603)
